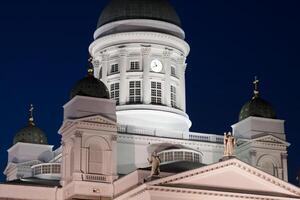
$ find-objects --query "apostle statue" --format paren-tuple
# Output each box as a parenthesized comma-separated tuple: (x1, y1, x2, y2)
(223, 132, 236, 157)
(147, 152, 161, 177)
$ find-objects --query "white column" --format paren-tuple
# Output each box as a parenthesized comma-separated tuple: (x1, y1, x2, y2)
(101, 53, 109, 85)
(178, 56, 187, 111)
(163, 50, 172, 107)
(73, 131, 82, 174)
(119, 49, 128, 105)
(60, 141, 66, 186)
(142, 47, 151, 104)
(281, 153, 288, 181)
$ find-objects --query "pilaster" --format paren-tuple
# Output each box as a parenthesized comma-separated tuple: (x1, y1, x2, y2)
(142, 46, 151, 104)
(178, 56, 186, 111)
(101, 53, 109, 84)
(119, 48, 128, 105)
(281, 153, 288, 181)
(163, 49, 172, 107)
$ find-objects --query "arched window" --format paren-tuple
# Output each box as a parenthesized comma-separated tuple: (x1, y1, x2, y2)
(84, 136, 111, 175)
(257, 155, 278, 177)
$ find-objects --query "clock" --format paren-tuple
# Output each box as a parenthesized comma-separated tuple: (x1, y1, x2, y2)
(151, 59, 163, 73)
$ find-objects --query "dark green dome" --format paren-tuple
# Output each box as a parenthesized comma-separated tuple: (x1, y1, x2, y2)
(239, 97, 276, 121)
(97, 0, 181, 28)
(70, 74, 110, 99)
(13, 124, 48, 145)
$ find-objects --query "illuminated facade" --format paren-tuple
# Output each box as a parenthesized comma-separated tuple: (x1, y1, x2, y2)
(0, 0, 298, 199)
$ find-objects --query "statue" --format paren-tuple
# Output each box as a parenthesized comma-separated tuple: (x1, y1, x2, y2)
(223, 132, 236, 157)
(147, 152, 161, 177)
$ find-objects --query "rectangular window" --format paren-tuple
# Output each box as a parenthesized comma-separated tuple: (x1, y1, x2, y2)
(52, 165, 60, 174)
(129, 81, 142, 104)
(110, 83, 120, 105)
(42, 165, 51, 174)
(194, 153, 200, 163)
(130, 61, 140, 71)
(174, 151, 183, 161)
(171, 85, 176, 108)
(111, 63, 119, 74)
(151, 82, 162, 104)
(171, 66, 176, 77)
(185, 152, 193, 161)
(165, 152, 173, 162)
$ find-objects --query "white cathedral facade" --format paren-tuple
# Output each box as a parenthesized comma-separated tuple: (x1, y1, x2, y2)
(1, 0, 299, 199)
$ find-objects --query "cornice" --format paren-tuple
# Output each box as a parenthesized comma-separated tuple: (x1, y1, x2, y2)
(146, 186, 297, 200)
(149, 159, 300, 196)
(89, 32, 190, 56)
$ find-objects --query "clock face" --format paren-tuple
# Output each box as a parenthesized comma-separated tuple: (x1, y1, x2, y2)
(151, 59, 163, 73)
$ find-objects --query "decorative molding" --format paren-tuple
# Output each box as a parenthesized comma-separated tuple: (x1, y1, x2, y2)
(89, 31, 190, 56)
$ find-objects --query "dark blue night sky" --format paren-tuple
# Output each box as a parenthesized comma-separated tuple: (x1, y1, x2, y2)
(0, 0, 300, 184)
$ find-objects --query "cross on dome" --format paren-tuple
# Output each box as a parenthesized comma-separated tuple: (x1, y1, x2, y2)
(28, 104, 35, 126)
(253, 76, 260, 99)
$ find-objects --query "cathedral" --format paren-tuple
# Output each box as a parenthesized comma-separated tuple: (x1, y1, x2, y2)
(1, 0, 300, 199)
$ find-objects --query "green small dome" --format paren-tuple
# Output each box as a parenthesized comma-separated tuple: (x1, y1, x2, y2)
(13, 124, 48, 145)
(239, 77, 276, 121)
(70, 72, 110, 99)
(239, 96, 276, 121)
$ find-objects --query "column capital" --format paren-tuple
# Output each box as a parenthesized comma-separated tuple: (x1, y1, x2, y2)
(249, 150, 257, 156)
(119, 48, 128, 57)
(281, 153, 288, 159)
(177, 56, 186, 65)
(163, 49, 172, 58)
(101, 53, 109, 61)
(141, 47, 151, 55)
(111, 135, 118, 141)
(75, 131, 83, 138)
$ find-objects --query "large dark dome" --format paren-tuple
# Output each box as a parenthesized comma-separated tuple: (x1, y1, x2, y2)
(70, 73, 110, 99)
(239, 97, 276, 121)
(97, 0, 181, 28)
(13, 124, 48, 145)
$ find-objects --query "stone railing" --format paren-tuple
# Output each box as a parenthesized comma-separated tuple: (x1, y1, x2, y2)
(83, 174, 111, 183)
(118, 124, 224, 144)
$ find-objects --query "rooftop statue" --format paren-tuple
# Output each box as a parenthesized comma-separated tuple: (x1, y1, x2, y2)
(147, 152, 161, 177)
(224, 132, 236, 157)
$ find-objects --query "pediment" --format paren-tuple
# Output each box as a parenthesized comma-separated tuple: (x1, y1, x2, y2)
(59, 115, 116, 133)
(76, 115, 116, 125)
(150, 158, 300, 197)
(252, 135, 290, 146)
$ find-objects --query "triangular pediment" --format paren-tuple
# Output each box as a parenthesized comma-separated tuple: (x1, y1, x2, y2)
(75, 115, 116, 125)
(59, 115, 116, 133)
(252, 135, 290, 146)
(150, 158, 300, 197)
